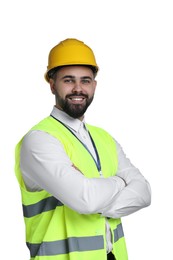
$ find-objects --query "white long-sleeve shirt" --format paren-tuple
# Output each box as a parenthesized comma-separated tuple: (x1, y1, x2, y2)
(20, 106, 151, 252)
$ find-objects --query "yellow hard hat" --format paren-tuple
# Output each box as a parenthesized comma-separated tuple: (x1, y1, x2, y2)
(45, 38, 99, 82)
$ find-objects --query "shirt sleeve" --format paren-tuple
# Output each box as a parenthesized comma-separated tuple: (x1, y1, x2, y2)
(101, 141, 151, 218)
(20, 130, 126, 214)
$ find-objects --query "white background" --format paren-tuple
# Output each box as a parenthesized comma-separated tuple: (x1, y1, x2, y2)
(0, 0, 173, 259)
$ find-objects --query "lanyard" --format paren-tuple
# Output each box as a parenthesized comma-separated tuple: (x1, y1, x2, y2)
(50, 115, 102, 175)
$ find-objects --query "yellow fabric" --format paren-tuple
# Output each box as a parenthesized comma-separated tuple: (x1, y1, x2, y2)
(15, 116, 128, 259)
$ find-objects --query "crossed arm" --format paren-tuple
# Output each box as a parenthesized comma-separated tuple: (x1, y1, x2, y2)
(20, 130, 151, 218)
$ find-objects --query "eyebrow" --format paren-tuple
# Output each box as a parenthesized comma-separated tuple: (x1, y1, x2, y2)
(61, 75, 93, 80)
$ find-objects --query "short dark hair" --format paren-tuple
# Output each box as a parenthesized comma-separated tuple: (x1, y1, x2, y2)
(47, 67, 63, 81)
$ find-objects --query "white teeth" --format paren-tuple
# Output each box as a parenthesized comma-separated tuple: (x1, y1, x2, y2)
(71, 98, 83, 101)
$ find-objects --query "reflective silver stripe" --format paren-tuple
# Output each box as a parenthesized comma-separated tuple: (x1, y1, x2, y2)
(27, 236, 104, 257)
(113, 223, 124, 243)
(23, 196, 63, 218)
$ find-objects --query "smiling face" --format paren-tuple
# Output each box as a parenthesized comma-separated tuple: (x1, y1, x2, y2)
(49, 66, 97, 120)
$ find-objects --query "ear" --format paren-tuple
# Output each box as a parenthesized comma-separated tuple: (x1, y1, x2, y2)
(49, 79, 56, 94)
(93, 80, 97, 91)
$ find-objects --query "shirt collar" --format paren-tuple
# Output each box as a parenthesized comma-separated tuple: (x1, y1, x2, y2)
(50, 106, 85, 133)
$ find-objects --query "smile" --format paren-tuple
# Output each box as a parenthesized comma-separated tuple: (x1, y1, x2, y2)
(70, 97, 84, 101)
(67, 96, 86, 104)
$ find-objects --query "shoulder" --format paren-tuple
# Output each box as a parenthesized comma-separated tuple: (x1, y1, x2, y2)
(86, 123, 109, 134)
(86, 124, 114, 139)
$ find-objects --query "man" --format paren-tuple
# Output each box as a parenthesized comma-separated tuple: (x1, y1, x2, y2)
(15, 38, 151, 260)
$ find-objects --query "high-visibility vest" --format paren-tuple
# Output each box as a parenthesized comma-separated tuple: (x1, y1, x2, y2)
(15, 116, 128, 260)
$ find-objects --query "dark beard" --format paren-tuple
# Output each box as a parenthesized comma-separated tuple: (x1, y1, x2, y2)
(56, 94, 94, 118)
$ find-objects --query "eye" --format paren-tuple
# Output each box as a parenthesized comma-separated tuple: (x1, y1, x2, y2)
(64, 78, 74, 83)
(82, 79, 92, 84)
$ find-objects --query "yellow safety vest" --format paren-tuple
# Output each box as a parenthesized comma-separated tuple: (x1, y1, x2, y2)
(15, 116, 128, 260)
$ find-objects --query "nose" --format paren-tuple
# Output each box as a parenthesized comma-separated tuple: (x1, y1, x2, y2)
(72, 81, 83, 92)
